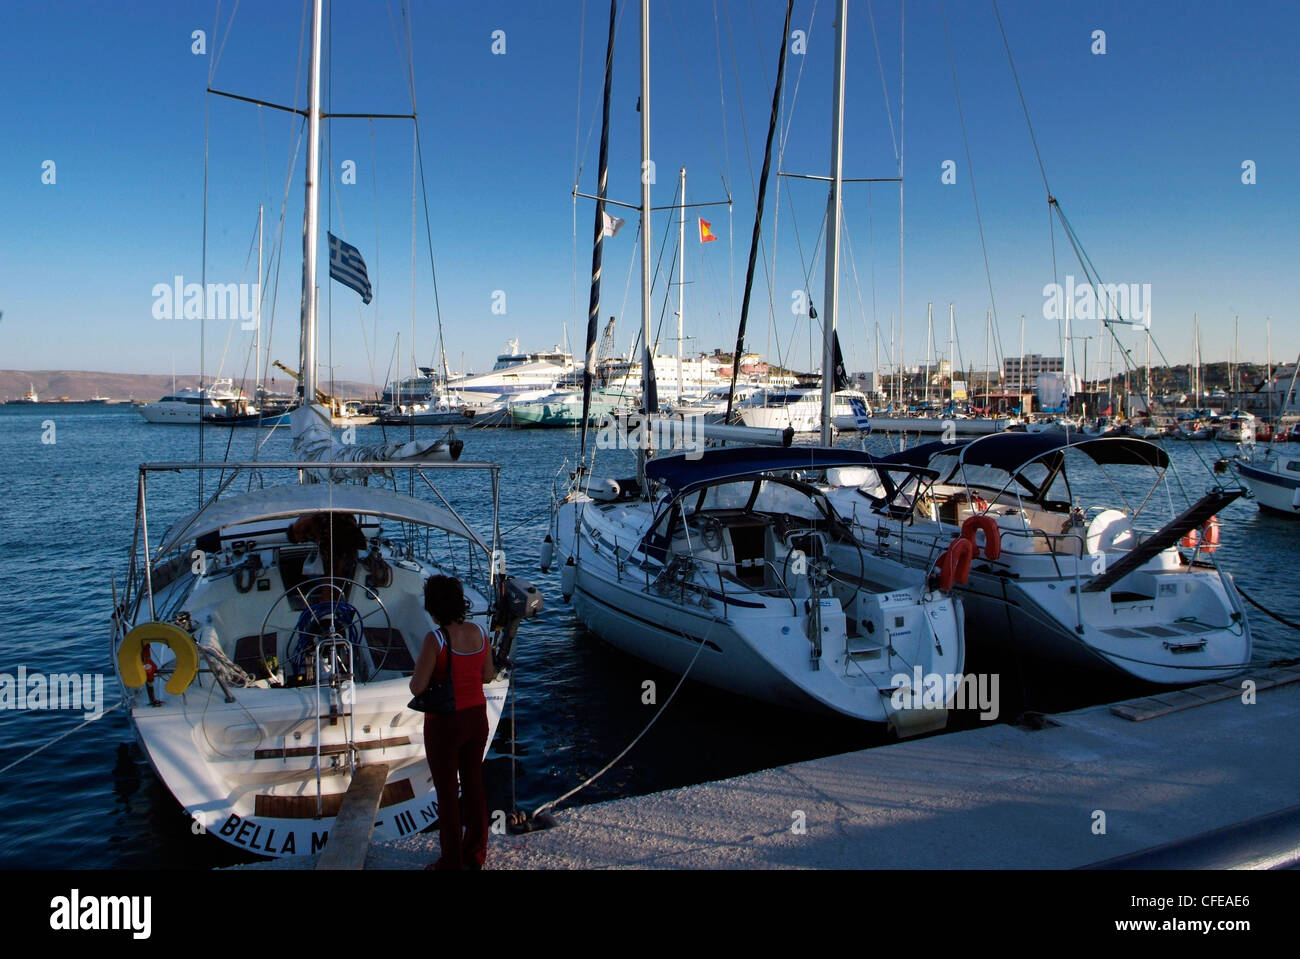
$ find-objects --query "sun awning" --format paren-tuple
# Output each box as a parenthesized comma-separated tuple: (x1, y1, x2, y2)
(645, 446, 889, 497)
(156, 483, 488, 556)
(954, 433, 1169, 473)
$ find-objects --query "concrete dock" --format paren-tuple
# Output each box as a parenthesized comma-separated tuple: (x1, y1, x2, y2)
(234, 666, 1300, 869)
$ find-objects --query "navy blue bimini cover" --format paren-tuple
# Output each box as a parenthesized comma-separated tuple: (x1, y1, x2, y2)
(645, 446, 884, 496)
(879, 432, 1167, 474)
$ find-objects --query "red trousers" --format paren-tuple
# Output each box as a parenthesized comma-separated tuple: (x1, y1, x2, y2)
(424, 704, 489, 869)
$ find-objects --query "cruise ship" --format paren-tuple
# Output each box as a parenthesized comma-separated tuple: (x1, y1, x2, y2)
(446, 340, 574, 409)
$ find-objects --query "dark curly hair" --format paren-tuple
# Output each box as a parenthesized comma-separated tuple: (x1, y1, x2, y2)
(424, 575, 467, 626)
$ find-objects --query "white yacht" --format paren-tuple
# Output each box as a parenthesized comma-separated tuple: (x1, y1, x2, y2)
(136, 379, 250, 424)
(735, 385, 871, 433)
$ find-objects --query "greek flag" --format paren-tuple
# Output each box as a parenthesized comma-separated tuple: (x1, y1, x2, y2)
(848, 396, 871, 434)
(328, 233, 373, 305)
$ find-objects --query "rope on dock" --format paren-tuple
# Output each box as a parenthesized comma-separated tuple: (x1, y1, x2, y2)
(1236, 582, 1300, 632)
(530, 618, 716, 821)
(0, 702, 124, 776)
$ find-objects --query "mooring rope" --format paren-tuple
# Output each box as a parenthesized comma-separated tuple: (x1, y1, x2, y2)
(0, 702, 125, 776)
(1236, 582, 1300, 632)
(530, 616, 716, 820)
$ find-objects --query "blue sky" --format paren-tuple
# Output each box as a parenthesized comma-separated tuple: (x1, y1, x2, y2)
(1, 0, 1296, 389)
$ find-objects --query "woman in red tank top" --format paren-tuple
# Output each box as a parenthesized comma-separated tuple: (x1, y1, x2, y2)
(410, 575, 496, 870)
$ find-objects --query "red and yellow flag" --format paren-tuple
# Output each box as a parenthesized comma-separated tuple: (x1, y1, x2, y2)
(698, 218, 717, 243)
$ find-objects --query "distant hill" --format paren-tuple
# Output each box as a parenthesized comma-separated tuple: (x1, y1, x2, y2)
(0, 370, 383, 403)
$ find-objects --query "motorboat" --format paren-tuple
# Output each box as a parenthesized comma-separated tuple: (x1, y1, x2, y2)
(1233, 444, 1300, 516)
(735, 385, 871, 433)
(137, 378, 250, 424)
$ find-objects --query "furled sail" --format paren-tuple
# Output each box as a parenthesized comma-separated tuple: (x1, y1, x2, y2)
(290, 403, 460, 481)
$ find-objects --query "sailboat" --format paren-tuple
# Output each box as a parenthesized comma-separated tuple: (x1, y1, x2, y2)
(109, 0, 539, 857)
(553, 0, 963, 737)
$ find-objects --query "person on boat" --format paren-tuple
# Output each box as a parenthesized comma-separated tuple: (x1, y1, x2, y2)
(286, 512, 367, 579)
(410, 575, 495, 870)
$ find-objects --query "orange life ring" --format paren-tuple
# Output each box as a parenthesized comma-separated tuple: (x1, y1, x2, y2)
(971, 495, 990, 513)
(1179, 528, 1199, 549)
(932, 537, 975, 591)
(960, 514, 1002, 561)
(1200, 515, 1221, 553)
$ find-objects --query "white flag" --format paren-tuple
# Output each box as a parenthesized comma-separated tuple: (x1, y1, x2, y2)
(601, 211, 625, 238)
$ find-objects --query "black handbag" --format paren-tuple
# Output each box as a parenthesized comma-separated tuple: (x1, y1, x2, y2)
(407, 628, 457, 714)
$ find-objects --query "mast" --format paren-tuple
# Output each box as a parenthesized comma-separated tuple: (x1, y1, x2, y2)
(983, 308, 991, 409)
(1017, 313, 1025, 403)
(923, 302, 932, 407)
(949, 303, 956, 408)
(820, 0, 848, 446)
(298, 0, 323, 408)
(256, 203, 264, 392)
(1233, 315, 1239, 405)
(1193, 314, 1200, 405)
(578, 0, 617, 465)
(677, 165, 686, 404)
(724, 0, 795, 426)
(1266, 319, 1272, 421)
(636, 0, 653, 487)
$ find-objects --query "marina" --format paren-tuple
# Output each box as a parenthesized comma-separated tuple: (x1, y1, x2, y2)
(1, 0, 1297, 903)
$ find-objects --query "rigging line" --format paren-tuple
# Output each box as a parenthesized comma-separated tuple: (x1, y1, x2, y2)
(200, 46, 213, 503)
(650, 177, 685, 354)
(840, 210, 873, 370)
(865, 0, 899, 165)
(327, 0, 336, 404)
(721, 0, 759, 205)
(410, 138, 450, 399)
(0, 703, 126, 777)
(940, 0, 1003, 364)
(209, 0, 242, 84)
(776, 0, 817, 153)
(364, 118, 380, 389)
(725, 0, 794, 422)
(261, 115, 307, 412)
(897, 0, 905, 412)
(206, 1, 222, 87)
(662, 1, 729, 183)
(572, 0, 587, 187)
(572, 3, 627, 207)
(1051, 201, 1172, 375)
(712, 1, 736, 326)
(990, 0, 1050, 198)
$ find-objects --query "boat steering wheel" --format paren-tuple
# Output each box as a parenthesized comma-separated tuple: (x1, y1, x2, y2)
(259, 577, 395, 682)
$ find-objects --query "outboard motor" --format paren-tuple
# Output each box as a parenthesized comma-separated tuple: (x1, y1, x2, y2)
(496, 576, 543, 664)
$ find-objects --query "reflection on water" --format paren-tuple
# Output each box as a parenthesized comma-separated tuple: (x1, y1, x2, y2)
(0, 405, 1294, 867)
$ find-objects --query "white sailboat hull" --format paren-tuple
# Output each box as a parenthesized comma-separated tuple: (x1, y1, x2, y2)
(126, 678, 506, 856)
(556, 496, 964, 733)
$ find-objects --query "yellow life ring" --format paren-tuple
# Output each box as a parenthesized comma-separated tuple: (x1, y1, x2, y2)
(118, 622, 200, 695)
